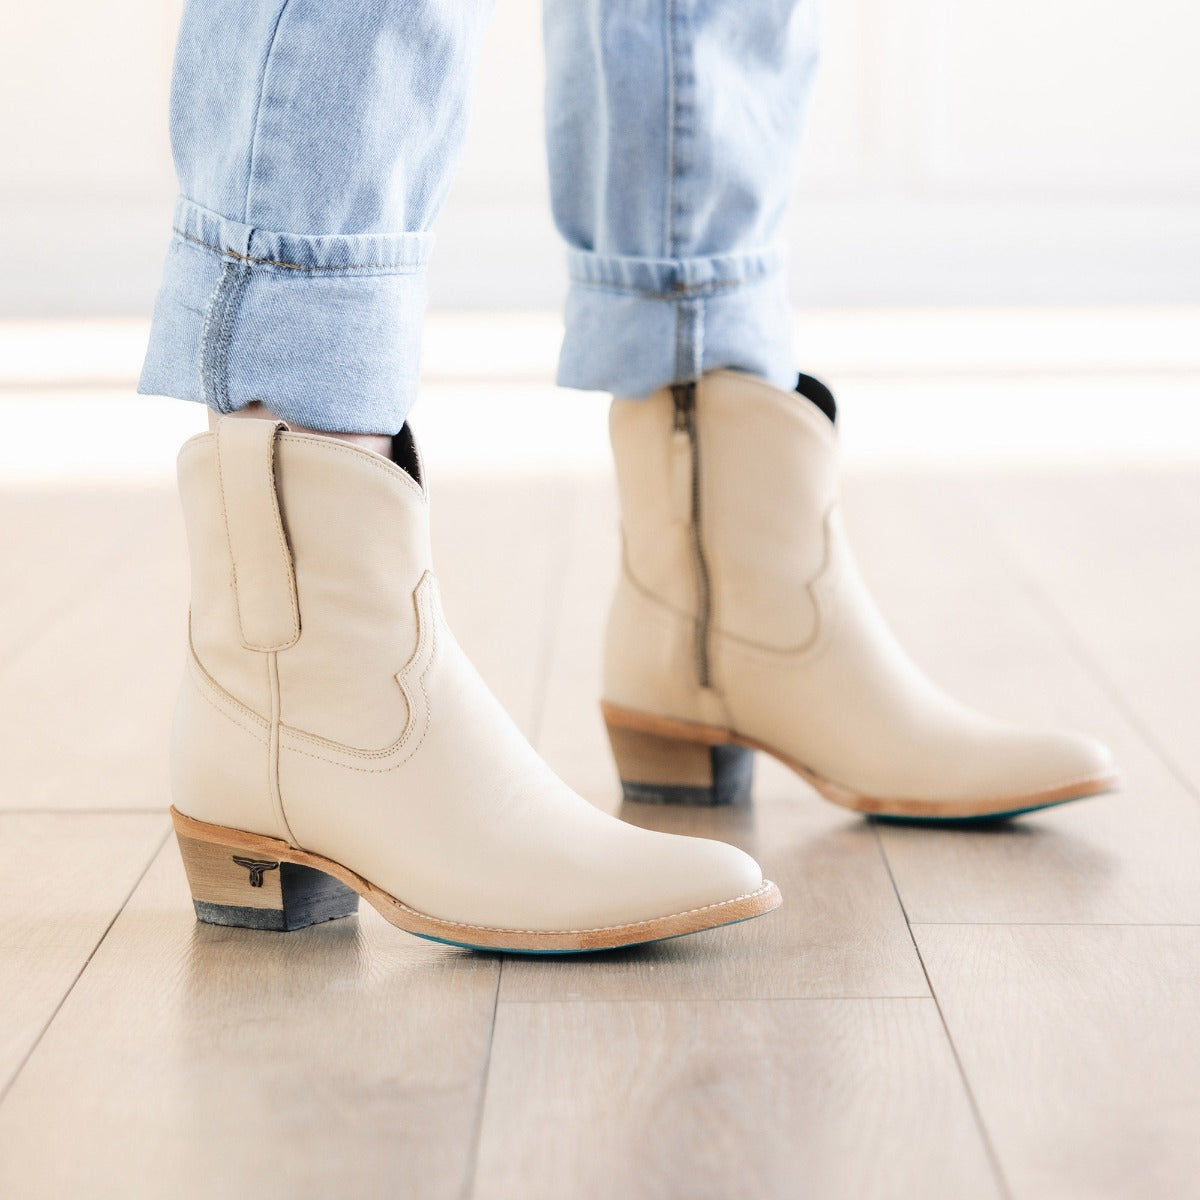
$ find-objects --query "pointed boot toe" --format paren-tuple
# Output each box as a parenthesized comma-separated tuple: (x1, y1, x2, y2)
(686, 838, 770, 913)
(983, 725, 1120, 817)
(643, 828, 767, 911)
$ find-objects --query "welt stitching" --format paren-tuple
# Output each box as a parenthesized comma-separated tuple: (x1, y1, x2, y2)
(378, 882, 777, 936)
(173, 227, 424, 274)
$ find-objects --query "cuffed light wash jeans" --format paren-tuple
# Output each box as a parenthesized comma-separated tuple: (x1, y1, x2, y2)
(140, 1, 821, 434)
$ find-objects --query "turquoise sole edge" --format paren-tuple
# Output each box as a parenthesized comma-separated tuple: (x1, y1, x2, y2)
(868, 795, 1084, 826)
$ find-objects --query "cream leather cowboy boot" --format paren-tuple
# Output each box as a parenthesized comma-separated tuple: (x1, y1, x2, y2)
(171, 418, 779, 950)
(602, 370, 1120, 820)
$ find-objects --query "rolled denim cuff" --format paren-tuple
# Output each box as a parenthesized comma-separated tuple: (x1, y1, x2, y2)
(139, 198, 434, 434)
(556, 246, 795, 397)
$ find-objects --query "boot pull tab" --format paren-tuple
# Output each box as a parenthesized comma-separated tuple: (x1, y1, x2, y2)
(215, 417, 301, 652)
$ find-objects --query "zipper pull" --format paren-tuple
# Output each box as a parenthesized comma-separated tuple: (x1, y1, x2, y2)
(670, 383, 696, 526)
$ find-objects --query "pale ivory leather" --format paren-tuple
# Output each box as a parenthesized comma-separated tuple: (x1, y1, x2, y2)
(173, 419, 765, 932)
(606, 370, 1116, 807)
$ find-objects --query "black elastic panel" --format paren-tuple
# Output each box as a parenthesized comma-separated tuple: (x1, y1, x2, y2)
(795, 372, 837, 425)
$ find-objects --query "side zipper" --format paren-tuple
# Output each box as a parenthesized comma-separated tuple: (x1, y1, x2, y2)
(671, 381, 712, 688)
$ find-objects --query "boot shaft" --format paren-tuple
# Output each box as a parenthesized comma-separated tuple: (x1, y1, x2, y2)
(609, 370, 841, 655)
(177, 421, 433, 744)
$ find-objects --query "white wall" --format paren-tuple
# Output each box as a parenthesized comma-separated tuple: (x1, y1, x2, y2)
(1, 0, 1197, 314)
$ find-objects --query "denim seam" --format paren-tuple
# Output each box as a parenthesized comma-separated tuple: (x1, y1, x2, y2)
(199, 260, 250, 413)
(242, 0, 294, 223)
(568, 277, 752, 300)
(693, 297, 705, 380)
(172, 227, 424, 275)
(678, 297, 702, 383)
(663, 1, 677, 259)
(675, 296, 687, 383)
(666, 2, 698, 379)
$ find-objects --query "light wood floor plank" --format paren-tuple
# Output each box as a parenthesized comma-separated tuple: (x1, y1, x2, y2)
(474, 998, 1001, 1200)
(0, 486, 166, 669)
(525, 473, 617, 806)
(0, 491, 185, 812)
(917, 922, 1200, 1200)
(971, 467, 1200, 800)
(842, 470, 1200, 924)
(0, 812, 166, 1095)
(0, 838, 501, 1200)
(505, 482, 926, 1001)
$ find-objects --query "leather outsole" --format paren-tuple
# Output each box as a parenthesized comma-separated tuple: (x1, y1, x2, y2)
(601, 702, 1122, 821)
(172, 807, 782, 953)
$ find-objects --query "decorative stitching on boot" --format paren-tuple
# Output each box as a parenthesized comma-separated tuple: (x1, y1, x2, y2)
(186, 644, 270, 739)
(277, 572, 440, 768)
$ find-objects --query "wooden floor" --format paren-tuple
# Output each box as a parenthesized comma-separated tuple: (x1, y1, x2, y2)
(2, 460, 1199, 1199)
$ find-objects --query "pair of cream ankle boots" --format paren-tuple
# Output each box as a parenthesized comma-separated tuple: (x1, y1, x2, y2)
(172, 372, 1117, 953)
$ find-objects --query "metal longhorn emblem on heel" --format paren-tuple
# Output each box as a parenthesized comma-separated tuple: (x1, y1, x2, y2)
(603, 712, 755, 806)
(175, 826, 359, 932)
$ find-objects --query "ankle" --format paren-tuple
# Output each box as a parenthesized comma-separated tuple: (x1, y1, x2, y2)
(208, 403, 393, 461)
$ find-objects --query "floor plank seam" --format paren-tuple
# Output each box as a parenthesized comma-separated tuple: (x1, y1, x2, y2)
(911, 920, 1200, 928)
(871, 823, 1016, 1200)
(461, 961, 503, 1200)
(968, 480, 1200, 810)
(492, 994, 938, 1005)
(0, 825, 170, 1108)
(0, 807, 168, 816)
(526, 482, 579, 749)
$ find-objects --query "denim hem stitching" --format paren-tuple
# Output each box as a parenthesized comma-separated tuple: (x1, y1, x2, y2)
(173, 227, 426, 275)
(675, 297, 703, 383)
(200, 260, 251, 413)
(567, 276, 756, 300)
